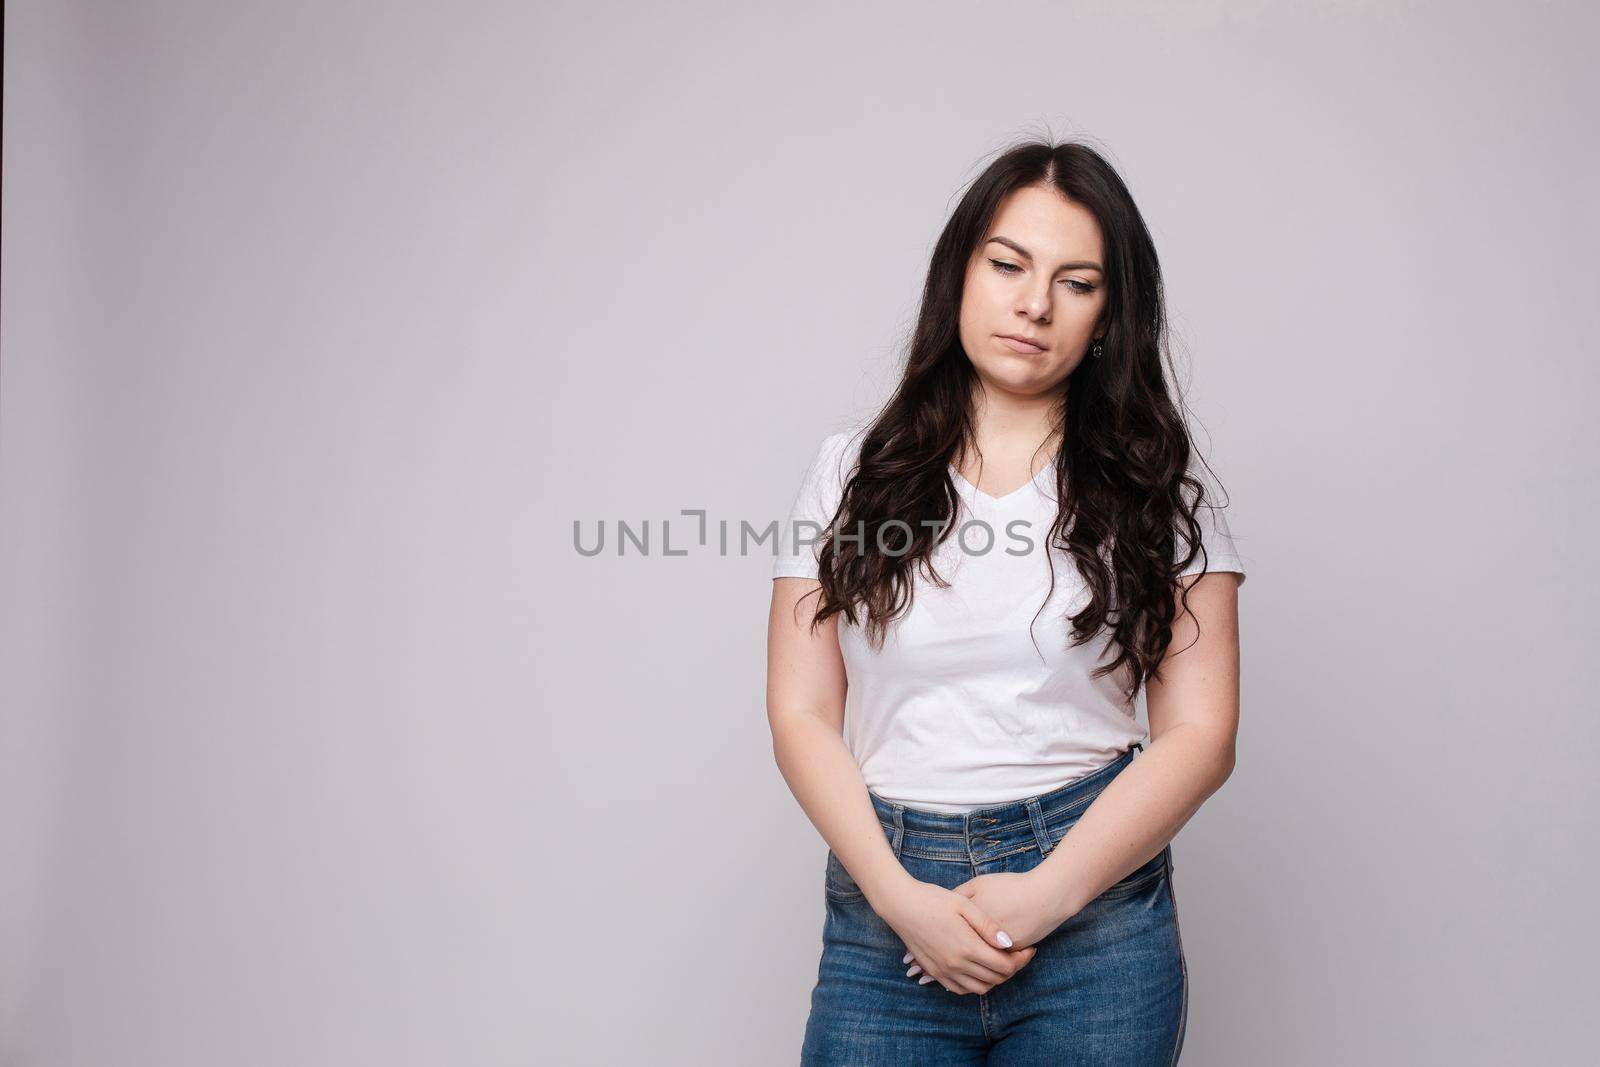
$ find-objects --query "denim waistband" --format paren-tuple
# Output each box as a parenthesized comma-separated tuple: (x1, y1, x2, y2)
(865, 743, 1143, 864)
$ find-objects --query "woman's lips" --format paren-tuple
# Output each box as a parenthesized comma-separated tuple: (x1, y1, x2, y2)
(998, 334, 1046, 353)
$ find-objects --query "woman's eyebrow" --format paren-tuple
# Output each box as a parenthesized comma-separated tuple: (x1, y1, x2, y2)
(986, 235, 1103, 273)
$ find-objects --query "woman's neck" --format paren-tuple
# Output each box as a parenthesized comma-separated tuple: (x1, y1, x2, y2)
(963, 381, 1065, 468)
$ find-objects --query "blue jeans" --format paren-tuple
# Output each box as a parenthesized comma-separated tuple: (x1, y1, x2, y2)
(801, 745, 1187, 1065)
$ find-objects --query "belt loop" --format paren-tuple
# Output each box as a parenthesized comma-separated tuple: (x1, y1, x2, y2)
(890, 804, 906, 858)
(1026, 797, 1053, 857)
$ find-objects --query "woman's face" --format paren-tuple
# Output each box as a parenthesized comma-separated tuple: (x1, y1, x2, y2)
(957, 184, 1108, 398)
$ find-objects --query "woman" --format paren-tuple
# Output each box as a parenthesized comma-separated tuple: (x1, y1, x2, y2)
(767, 139, 1246, 1065)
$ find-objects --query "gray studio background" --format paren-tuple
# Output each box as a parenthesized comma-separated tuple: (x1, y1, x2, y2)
(3, 1, 1596, 1064)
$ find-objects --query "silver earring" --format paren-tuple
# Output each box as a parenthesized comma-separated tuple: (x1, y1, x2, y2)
(1091, 338, 1104, 359)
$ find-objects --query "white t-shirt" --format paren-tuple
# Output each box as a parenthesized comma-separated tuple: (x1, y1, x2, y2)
(771, 427, 1247, 813)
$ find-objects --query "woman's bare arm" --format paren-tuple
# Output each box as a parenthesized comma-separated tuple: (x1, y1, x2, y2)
(1026, 570, 1242, 927)
(766, 577, 914, 906)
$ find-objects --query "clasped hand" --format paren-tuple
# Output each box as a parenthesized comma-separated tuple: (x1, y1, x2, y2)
(879, 870, 1061, 996)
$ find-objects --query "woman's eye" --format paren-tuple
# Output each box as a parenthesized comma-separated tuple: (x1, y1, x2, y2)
(990, 259, 1094, 294)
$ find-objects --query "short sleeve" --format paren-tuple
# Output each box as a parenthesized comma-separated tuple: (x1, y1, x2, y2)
(772, 431, 856, 581)
(1175, 464, 1247, 587)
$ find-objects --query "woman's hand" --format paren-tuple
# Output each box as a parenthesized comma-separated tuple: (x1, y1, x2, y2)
(875, 879, 1038, 995)
(949, 869, 1064, 949)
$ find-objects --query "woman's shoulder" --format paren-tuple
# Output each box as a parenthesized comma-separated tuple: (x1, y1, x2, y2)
(820, 422, 870, 452)
(810, 424, 871, 481)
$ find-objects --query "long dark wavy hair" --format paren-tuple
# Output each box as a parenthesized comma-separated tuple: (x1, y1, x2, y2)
(805, 139, 1231, 701)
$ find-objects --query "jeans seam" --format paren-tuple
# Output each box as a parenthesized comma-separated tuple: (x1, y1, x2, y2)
(890, 782, 1106, 843)
(1096, 861, 1166, 900)
(1165, 847, 1187, 1066)
(823, 850, 866, 903)
(897, 843, 1041, 864)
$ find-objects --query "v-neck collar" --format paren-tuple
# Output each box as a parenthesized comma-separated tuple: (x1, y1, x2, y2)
(948, 456, 1056, 506)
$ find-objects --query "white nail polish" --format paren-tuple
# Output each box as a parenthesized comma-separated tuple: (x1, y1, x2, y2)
(903, 951, 913, 963)
(996, 931, 1013, 948)
(906, 966, 920, 977)
(918, 975, 934, 985)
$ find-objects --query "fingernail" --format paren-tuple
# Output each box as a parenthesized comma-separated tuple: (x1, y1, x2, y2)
(996, 931, 1013, 948)
(918, 975, 934, 985)
(906, 965, 921, 977)
(903, 951, 913, 964)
